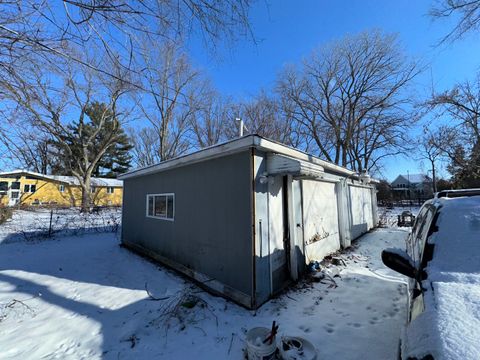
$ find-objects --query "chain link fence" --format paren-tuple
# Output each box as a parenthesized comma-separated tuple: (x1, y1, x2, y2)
(0, 206, 122, 243)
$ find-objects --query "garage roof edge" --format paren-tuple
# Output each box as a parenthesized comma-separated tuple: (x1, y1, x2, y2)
(119, 134, 361, 180)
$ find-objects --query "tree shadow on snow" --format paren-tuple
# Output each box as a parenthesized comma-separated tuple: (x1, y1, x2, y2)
(0, 234, 195, 358)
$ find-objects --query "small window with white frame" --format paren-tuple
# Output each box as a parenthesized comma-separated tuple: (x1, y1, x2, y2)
(107, 187, 114, 194)
(146, 193, 174, 221)
(24, 184, 36, 193)
(59, 184, 65, 192)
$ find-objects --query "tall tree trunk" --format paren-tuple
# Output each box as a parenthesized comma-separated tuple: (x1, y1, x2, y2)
(431, 159, 437, 193)
(80, 176, 92, 212)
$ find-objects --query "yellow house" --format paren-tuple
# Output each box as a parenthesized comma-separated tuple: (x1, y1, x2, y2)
(0, 170, 123, 207)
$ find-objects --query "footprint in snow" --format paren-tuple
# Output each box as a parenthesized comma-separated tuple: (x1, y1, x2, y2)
(324, 325, 335, 334)
(387, 310, 397, 317)
(299, 325, 311, 333)
(347, 322, 362, 328)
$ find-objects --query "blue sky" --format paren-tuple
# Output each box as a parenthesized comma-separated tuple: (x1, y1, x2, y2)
(187, 0, 480, 181)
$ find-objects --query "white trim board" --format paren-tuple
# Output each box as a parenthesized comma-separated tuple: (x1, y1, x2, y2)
(120, 135, 365, 181)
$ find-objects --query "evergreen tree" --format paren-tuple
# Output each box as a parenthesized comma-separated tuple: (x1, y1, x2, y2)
(447, 142, 480, 188)
(51, 101, 133, 178)
(85, 102, 133, 178)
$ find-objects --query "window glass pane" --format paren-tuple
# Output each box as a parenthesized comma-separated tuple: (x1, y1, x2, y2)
(0, 182, 7, 191)
(11, 182, 20, 190)
(24, 184, 30, 192)
(31, 185, 36, 193)
(167, 195, 174, 219)
(148, 196, 154, 216)
(154, 195, 167, 217)
(11, 191, 19, 199)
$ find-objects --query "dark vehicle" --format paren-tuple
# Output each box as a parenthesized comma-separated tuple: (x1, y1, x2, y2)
(382, 189, 480, 360)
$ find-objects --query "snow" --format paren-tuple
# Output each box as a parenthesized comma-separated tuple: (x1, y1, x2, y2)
(378, 206, 421, 228)
(0, 169, 123, 187)
(0, 209, 409, 359)
(393, 174, 429, 184)
(0, 207, 121, 244)
(427, 196, 480, 278)
(52, 175, 123, 187)
(403, 196, 480, 360)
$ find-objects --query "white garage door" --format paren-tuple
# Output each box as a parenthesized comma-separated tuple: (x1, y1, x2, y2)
(302, 180, 341, 262)
(348, 185, 374, 240)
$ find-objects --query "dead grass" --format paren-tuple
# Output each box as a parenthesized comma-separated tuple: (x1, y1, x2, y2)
(0, 207, 12, 225)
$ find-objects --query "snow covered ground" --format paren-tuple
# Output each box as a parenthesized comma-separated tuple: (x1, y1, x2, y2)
(378, 206, 421, 228)
(0, 209, 411, 359)
(0, 207, 121, 244)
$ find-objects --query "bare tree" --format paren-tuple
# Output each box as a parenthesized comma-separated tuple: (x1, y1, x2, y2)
(235, 91, 299, 145)
(430, 0, 480, 43)
(190, 87, 232, 148)
(137, 43, 204, 161)
(277, 30, 419, 172)
(129, 127, 162, 167)
(416, 128, 443, 192)
(0, 127, 54, 174)
(427, 76, 480, 182)
(428, 79, 480, 140)
(0, 1, 254, 84)
(0, 0, 256, 166)
(0, 60, 133, 211)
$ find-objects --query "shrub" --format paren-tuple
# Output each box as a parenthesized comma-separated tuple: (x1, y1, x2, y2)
(0, 207, 13, 225)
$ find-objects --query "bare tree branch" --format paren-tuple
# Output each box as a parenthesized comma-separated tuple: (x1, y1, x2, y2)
(277, 30, 420, 172)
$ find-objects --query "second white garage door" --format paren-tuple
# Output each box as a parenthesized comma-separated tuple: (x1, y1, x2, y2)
(302, 180, 341, 262)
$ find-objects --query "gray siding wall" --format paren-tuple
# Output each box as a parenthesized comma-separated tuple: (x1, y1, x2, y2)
(122, 151, 253, 298)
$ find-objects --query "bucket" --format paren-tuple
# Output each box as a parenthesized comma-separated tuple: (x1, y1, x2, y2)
(246, 327, 277, 360)
(279, 336, 317, 360)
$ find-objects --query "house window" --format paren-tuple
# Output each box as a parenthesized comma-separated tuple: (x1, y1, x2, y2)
(146, 193, 174, 221)
(0, 181, 7, 194)
(59, 184, 65, 192)
(11, 182, 20, 190)
(24, 184, 36, 193)
(107, 187, 114, 194)
(91, 187, 96, 193)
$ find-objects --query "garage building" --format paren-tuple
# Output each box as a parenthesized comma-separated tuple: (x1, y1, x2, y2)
(119, 135, 378, 309)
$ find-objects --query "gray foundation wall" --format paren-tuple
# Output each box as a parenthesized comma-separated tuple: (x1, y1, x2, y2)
(122, 151, 254, 305)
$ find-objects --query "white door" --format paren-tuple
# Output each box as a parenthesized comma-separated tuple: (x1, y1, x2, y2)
(268, 175, 289, 293)
(348, 185, 374, 239)
(302, 180, 341, 262)
(8, 181, 20, 206)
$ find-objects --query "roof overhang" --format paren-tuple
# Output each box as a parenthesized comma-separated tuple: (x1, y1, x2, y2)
(119, 135, 364, 181)
(266, 153, 324, 179)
